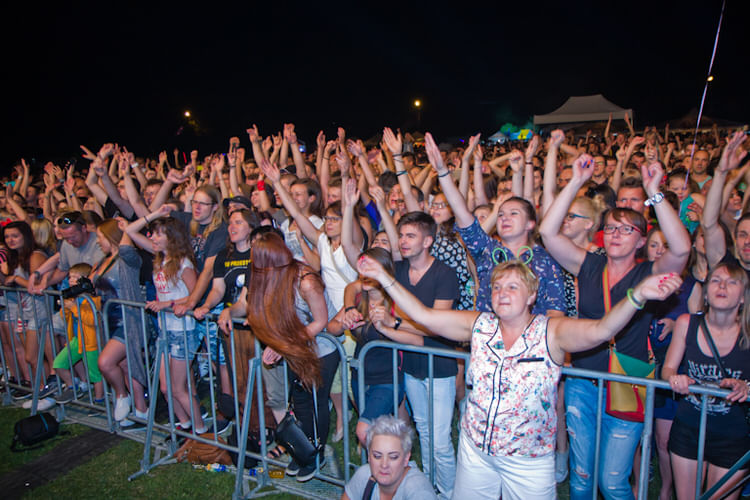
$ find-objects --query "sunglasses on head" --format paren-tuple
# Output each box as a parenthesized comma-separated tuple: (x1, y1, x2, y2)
(57, 211, 84, 226)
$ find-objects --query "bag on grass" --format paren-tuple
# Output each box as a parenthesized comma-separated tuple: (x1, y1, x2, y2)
(11, 412, 60, 451)
(173, 432, 232, 465)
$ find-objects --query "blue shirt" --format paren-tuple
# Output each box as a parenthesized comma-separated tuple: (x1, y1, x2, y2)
(456, 218, 565, 314)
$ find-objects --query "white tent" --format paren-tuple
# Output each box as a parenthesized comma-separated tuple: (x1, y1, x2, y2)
(533, 94, 633, 126)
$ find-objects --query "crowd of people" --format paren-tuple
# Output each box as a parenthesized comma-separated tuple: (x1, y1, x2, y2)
(0, 119, 749, 499)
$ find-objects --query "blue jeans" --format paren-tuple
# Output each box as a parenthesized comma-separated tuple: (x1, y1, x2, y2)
(405, 373, 456, 498)
(195, 305, 225, 365)
(565, 377, 643, 500)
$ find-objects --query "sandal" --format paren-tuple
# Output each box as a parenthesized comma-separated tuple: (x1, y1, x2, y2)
(267, 444, 287, 460)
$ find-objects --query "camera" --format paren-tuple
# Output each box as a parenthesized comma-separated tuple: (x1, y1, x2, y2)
(61, 277, 95, 299)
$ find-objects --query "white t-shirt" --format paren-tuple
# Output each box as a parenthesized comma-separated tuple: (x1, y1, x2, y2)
(316, 233, 358, 311)
(281, 215, 324, 263)
(153, 257, 195, 331)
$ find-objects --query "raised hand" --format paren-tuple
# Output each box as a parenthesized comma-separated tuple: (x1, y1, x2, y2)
(356, 254, 388, 283)
(316, 130, 326, 151)
(342, 177, 360, 207)
(247, 124, 261, 143)
(382, 127, 403, 155)
(550, 129, 565, 148)
(628, 136, 645, 151)
(166, 168, 189, 185)
(507, 150, 524, 173)
(718, 131, 748, 173)
(473, 144, 483, 164)
(424, 132, 446, 174)
(335, 145, 352, 177)
(525, 135, 540, 162)
(368, 184, 386, 206)
(258, 157, 281, 184)
(284, 123, 298, 144)
(98, 143, 115, 159)
(337, 127, 346, 145)
(641, 161, 665, 196)
(571, 153, 595, 183)
(80, 145, 97, 161)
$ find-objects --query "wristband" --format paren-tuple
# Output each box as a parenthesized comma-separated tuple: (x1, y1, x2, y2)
(392, 153, 402, 157)
(396, 170, 408, 177)
(438, 170, 451, 178)
(626, 288, 645, 309)
(170, 301, 175, 308)
(144, 215, 150, 224)
(383, 278, 396, 289)
(393, 317, 402, 330)
(257, 180, 265, 191)
(345, 306, 357, 313)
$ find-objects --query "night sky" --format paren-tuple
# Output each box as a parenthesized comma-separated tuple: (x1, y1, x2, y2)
(4, 1, 749, 170)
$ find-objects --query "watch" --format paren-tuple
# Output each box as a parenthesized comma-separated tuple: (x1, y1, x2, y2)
(393, 317, 402, 330)
(644, 192, 664, 207)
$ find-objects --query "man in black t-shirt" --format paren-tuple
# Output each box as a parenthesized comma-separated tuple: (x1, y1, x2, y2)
(377, 211, 459, 498)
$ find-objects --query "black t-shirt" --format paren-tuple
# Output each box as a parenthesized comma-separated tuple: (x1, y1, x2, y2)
(171, 211, 228, 271)
(575, 252, 654, 371)
(213, 247, 251, 307)
(395, 258, 459, 379)
(353, 322, 401, 386)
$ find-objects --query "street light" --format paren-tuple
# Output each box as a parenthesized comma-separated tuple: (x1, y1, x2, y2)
(413, 99, 422, 128)
(184, 110, 191, 117)
(707, 75, 714, 82)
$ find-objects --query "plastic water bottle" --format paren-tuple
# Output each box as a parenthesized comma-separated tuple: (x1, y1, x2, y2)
(193, 463, 228, 473)
(16, 318, 23, 334)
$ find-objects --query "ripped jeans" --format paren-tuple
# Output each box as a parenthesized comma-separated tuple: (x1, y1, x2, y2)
(565, 377, 643, 500)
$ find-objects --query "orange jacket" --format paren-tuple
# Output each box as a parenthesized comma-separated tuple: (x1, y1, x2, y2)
(61, 297, 102, 353)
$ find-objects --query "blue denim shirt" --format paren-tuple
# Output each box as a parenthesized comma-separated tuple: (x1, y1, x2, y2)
(456, 217, 565, 314)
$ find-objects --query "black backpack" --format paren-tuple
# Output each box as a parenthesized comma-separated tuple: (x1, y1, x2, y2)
(10, 412, 60, 451)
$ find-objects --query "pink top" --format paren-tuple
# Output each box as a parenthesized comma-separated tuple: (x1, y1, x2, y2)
(462, 313, 561, 457)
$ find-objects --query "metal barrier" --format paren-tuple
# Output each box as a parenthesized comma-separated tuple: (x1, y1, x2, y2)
(356, 339, 749, 500)
(2, 290, 747, 500)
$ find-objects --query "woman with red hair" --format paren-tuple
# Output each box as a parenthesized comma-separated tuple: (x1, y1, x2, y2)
(246, 231, 338, 482)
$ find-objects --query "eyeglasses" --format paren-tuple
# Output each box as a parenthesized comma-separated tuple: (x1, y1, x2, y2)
(602, 224, 641, 235)
(565, 213, 590, 221)
(431, 202, 448, 210)
(192, 199, 214, 207)
(325, 215, 342, 222)
(57, 211, 84, 226)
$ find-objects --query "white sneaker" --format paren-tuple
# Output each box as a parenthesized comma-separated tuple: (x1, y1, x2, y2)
(37, 397, 56, 411)
(114, 395, 131, 421)
(24, 397, 56, 410)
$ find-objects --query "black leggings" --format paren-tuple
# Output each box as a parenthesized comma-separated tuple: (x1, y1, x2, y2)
(288, 350, 339, 448)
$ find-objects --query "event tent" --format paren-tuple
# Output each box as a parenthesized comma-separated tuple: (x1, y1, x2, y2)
(533, 94, 633, 126)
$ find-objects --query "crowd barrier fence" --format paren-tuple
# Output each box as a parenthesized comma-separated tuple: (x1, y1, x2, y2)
(0, 287, 747, 499)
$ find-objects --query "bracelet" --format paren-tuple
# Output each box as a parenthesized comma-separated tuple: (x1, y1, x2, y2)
(383, 279, 396, 289)
(644, 192, 665, 207)
(396, 170, 408, 177)
(438, 170, 451, 178)
(144, 215, 150, 224)
(257, 180, 265, 191)
(392, 153, 402, 157)
(170, 301, 175, 309)
(345, 306, 357, 313)
(626, 288, 645, 309)
(323, 155, 330, 161)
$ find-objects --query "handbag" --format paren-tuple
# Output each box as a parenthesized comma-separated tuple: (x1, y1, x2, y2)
(274, 380, 320, 466)
(700, 316, 750, 428)
(602, 267, 655, 423)
(173, 432, 232, 465)
(10, 412, 60, 451)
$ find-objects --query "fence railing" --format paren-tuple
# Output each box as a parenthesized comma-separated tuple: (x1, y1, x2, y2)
(0, 287, 747, 499)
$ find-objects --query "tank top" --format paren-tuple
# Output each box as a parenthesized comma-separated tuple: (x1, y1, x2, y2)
(675, 314, 750, 436)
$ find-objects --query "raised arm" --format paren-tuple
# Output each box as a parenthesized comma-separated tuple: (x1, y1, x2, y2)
(643, 162, 691, 274)
(369, 184, 402, 260)
(341, 178, 365, 269)
(425, 132, 474, 228)
(357, 255, 477, 342)
(548, 273, 682, 363)
(541, 130, 565, 217)
(522, 136, 540, 203)
(284, 123, 308, 179)
(538, 154, 593, 275)
(702, 132, 747, 268)
(260, 158, 322, 244)
(382, 128, 420, 213)
(459, 134, 480, 199)
(472, 145, 488, 207)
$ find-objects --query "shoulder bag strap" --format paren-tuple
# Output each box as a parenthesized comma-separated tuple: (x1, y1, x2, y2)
(700, 316, 729, 379)
(362, 476, 377, 500)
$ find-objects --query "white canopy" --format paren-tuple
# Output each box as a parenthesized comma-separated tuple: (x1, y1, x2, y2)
(534, 94, 633, 125)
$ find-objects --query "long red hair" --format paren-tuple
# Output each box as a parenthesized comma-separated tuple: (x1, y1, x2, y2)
(246, 232, 321, 389)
